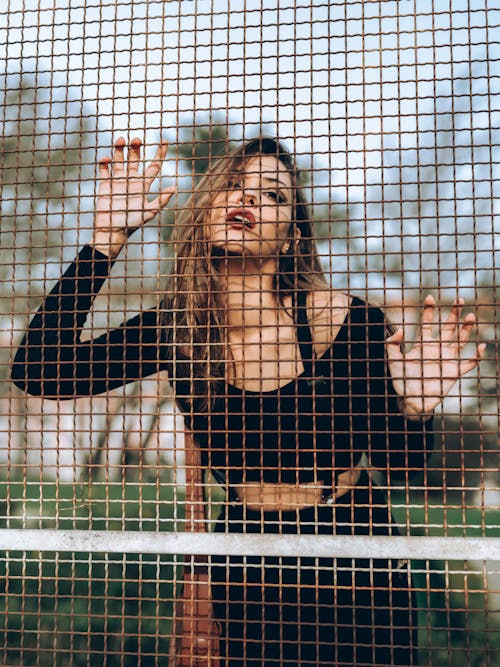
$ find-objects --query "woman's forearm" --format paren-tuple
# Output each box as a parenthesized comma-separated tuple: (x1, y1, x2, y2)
(12, 138, 176, 399)
(11, 246, 113, 398)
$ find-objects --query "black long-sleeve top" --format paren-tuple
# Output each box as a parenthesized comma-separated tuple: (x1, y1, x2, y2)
(12, 245, 433, 487)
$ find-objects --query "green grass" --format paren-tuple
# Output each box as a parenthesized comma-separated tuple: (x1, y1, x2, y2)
(0, 481, 499, 665)
(0, 476, 181, 666)
(392, 495, 500, 666)
(391, 496, 500, 539)
(0, 474, 183, 532)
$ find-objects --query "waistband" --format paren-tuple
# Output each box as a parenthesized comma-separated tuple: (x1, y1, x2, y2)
(233, 465, 363, 512)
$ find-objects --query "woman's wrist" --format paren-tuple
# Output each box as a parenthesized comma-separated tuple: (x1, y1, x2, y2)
(397, 397, 434, 421)
(91, 229, 129, 259)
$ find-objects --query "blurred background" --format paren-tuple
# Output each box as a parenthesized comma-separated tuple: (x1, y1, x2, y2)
(0, 1, 498, 664)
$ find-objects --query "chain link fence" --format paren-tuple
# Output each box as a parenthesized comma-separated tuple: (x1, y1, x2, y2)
(0, 1, 499, 665)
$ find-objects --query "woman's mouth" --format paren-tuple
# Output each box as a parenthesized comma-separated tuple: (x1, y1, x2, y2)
(226, 208, 256, 231)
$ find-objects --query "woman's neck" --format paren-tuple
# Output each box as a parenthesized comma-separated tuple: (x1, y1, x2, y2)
(215, 256, 284, 334)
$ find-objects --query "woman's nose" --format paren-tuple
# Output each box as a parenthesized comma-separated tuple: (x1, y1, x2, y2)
(234, 186, 257, 207)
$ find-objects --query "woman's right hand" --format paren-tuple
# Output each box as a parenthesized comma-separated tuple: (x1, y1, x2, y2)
(93, 136, 176, 258)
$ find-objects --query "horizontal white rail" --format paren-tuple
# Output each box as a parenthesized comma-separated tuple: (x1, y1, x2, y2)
(0, 530, 499, 560)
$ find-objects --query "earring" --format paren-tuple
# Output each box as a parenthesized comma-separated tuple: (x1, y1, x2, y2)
(281, 240, 291, 254)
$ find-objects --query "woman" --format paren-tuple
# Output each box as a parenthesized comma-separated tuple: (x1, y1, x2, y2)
(12, 135, 485, 666)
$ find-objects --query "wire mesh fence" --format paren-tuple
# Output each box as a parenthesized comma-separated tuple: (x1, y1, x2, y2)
(0, 1, 499, 665)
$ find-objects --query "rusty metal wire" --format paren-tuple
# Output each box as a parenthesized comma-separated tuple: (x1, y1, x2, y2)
(0, 1, 498, 665)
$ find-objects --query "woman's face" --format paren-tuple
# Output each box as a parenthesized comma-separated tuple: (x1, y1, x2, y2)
(208, 154, 294, 260)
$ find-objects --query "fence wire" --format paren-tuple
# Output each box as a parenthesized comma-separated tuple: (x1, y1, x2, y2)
(0, 1, 499, 666)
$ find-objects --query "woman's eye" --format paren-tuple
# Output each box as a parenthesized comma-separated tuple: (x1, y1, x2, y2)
(265, 191, 286, 204)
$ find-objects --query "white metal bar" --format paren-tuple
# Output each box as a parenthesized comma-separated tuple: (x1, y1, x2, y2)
(0, 530, 499, 560)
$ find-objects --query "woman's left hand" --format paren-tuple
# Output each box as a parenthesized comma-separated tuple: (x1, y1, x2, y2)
(386, 295, 486, 417)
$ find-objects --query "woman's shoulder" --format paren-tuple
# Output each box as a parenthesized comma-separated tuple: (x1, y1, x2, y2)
(306, 287, 386, 328)
(304, 287, 349, 356)
(307, 287, 350, 322)
(306, 287, 387, 353)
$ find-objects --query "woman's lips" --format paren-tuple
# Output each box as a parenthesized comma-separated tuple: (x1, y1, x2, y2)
(226, 208, 256, 230)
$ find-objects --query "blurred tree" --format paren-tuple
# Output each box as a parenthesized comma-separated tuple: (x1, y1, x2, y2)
(169, 119, 234, 185)
(0, 74, 98, 303)
(0, 73, 100, 475)
(347, 63, 499, 498)
(344, 62, 498, 299)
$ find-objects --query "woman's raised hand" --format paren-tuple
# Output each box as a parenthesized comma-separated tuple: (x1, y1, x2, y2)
(93, 137, 176, 258)
(386, 295, 487, 419)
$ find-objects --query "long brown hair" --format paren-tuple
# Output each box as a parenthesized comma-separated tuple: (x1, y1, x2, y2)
(162, 136, 327, 414)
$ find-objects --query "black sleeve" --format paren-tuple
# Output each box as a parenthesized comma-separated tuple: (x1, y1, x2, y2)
(11, 245, 169, 399)
(364, 304, 434, 481)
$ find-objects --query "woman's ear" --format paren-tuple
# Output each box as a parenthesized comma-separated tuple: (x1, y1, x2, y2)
(281, 227, 301, 255)
(293, 227, 302, 247)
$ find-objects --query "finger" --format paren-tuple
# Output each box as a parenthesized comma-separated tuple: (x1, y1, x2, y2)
(419, 294, 436, 342)
(157, 185, 177, 208)
(457, 312, 477, 350)
(128, 137, 142, 173)
(113, 136, 126, 173)
(144, 186, 177, 221)
(99, 156, 111, 181)
(442, 298, 464, 343)
(144, 140, 169, 185)
(459, 352, 482, 377)
(386, 327, 404, 346)
(458, 343, 487, 377)
(385, 328, 404, 362)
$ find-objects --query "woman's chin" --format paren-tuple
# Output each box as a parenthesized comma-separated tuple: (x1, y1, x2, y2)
(210, 243, 277, 274)
(210, 242, 246, 258)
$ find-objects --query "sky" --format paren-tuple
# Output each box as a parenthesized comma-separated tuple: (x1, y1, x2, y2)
(0, 0, 498, 294)
(1, 0, 497, 196)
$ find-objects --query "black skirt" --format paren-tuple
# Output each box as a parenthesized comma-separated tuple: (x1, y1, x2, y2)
(211, 475, 418, 667)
